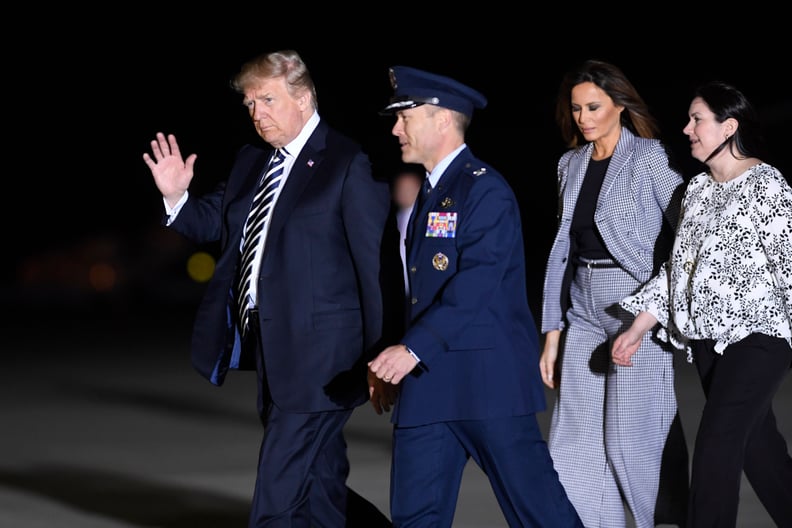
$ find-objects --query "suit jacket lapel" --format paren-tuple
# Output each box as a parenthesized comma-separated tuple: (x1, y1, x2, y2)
(228, 151, 271, 248)
(564, 148, 589, 223)
(261, 122, 328, 261)
(598, 128, 634, 209)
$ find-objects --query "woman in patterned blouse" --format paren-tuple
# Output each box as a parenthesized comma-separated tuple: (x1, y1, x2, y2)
(613, 80, 792, 528)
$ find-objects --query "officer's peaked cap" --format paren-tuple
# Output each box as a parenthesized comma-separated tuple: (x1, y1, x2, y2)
(379, 66, 487, 118)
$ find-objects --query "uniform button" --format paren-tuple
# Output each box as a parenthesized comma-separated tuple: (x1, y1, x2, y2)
(410, 266, 417, 273)
(411, 297, 418, 305)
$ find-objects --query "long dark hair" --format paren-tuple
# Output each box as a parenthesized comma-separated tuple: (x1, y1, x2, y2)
(555, 59, 660, 148)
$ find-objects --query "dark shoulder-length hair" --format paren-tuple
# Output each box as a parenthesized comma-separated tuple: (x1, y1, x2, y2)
(694, 80, 769, 163)
(555, 59, 659, 148)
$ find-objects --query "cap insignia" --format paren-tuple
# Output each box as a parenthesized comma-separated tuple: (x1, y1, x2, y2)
(389, 68, 397, 89)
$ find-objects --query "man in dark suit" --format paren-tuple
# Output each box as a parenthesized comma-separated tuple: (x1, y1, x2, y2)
(143, 49, 396, 528)
(368, 66, 583, 527)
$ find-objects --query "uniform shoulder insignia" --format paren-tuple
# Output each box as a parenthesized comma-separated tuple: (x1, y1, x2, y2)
(473, 167, 488, 176)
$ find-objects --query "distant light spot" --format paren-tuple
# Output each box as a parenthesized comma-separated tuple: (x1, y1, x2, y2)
(187, 252, 215, 283)
(89, 262, 117, 292)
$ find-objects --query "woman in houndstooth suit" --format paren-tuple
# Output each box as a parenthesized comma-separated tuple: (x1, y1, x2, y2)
(540, 59, 689, 528)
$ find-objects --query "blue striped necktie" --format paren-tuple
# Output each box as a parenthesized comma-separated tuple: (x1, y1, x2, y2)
(237, 148, 287, 334)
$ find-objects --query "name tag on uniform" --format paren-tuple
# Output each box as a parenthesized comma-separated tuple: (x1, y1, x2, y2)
(425, 211, 457, 238)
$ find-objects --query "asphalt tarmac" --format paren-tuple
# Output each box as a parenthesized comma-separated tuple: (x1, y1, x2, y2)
(3, 311, 789, 527)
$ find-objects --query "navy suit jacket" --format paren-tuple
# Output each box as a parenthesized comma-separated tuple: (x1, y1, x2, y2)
(168, 120, 395, 413)
(394, 147, 546, 427)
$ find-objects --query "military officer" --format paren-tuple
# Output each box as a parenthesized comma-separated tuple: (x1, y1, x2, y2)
(369, 66, 583, 528)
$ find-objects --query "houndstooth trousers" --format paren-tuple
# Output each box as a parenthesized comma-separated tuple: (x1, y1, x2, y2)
(548, 264, 684, 528)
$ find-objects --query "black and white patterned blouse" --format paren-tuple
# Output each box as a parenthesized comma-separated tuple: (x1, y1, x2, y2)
(621, 163, 792, 362)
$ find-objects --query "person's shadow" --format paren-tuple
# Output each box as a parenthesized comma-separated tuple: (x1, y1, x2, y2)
(347, 488, 392, 527)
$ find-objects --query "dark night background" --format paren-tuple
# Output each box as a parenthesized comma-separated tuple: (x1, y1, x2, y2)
(5, 14, 791, 324)
(2, 14, 791, 527)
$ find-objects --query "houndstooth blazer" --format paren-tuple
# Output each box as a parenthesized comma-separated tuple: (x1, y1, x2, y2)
(540, 128, 684, 334)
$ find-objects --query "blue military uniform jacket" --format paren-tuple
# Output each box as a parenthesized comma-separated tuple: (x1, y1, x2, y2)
(394, 146, 546, 427)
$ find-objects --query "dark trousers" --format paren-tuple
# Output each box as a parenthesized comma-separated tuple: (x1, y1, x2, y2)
(390, 415, 583, 527)
(688, 333, 792, 528)
(245, 311, 392, 528)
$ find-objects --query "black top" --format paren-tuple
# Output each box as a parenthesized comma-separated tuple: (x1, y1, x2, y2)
(570, 157, 614, 260)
